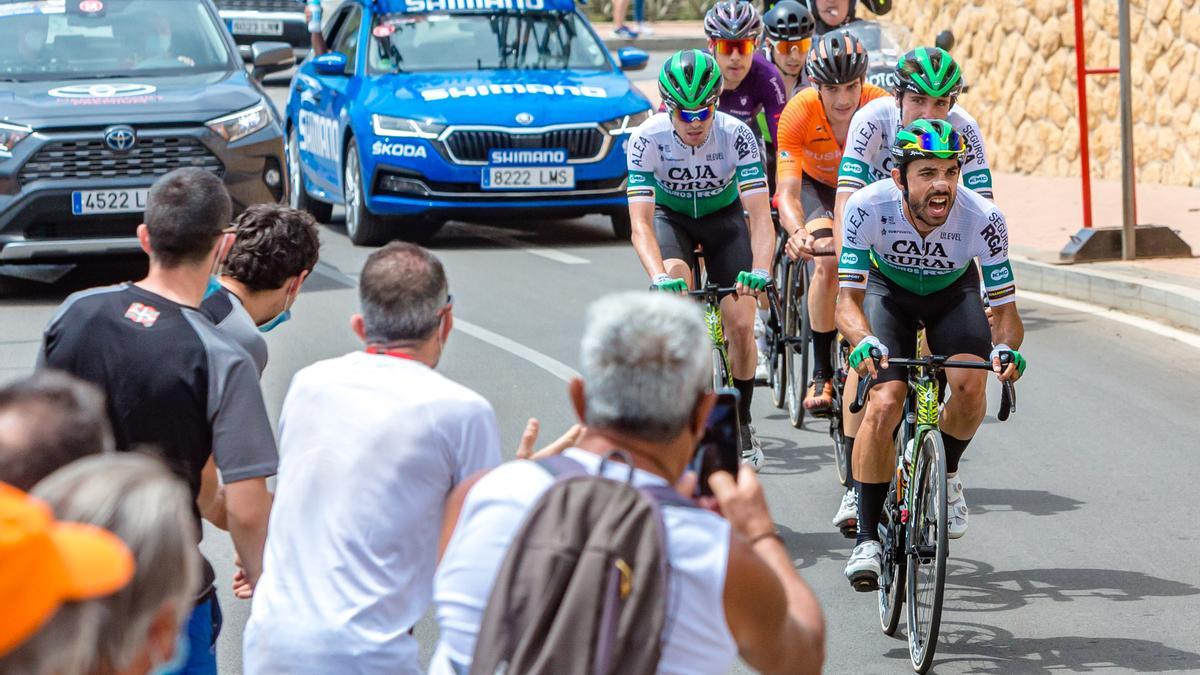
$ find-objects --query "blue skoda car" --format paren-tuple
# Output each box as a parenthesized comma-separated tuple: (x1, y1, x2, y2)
(285, 0, 652, 244)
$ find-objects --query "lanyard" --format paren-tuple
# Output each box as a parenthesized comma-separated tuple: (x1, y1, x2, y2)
(366, 346, 419, 361)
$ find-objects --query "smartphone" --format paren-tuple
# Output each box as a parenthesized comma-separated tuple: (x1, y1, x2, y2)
(692, 389, 741, 497)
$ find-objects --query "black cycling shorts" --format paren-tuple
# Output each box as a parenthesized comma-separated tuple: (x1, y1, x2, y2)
(801, 172, 836, 239)
(654, 201, 752, 290)
(864, 265, 992, 385)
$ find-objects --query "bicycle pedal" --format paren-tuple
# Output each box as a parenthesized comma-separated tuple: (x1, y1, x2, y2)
(811, 408, 834, 419)
(839, 523, 858, 539)
(850, 574, 879, 593)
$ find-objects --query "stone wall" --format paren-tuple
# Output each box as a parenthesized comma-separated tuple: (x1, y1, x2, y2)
(888, 0, 1200, 187)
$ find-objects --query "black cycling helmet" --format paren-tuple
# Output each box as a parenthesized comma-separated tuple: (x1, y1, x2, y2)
(805, 30, 869, 85)
(763, 0, 815, 42)
(704, 0, 764, 41)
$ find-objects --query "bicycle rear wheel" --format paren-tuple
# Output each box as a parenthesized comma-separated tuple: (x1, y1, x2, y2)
(905, 430, 948, 674)
(770, 261, 790, 409)
(878, 480, 906, 636)
(785, 262, 811, 428)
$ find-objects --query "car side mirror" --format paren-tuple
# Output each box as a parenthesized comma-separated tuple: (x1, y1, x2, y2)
(313, 52, 349, 76)
(617, 47, 649, 72)
(239, 44, 253, 63)
(935, 30, 955, 52)
(249, 41, 296, 80)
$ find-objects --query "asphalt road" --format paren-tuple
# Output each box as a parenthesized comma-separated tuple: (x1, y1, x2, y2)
(1, 78, 1198, 675)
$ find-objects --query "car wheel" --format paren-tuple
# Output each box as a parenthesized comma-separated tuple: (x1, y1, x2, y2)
(288, 126, 333, 223)
(609, 210, 632, 240)
(343, 139, 391, 247)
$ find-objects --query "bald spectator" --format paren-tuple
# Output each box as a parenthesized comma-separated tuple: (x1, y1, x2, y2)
(244, 242, 503, 675)
(0, 371, 114, 491)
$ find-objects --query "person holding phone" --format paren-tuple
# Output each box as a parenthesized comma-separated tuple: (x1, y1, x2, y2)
(432, 293, 826, 675)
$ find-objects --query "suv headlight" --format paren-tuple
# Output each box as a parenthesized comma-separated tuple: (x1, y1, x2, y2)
(206, 102, 271, 143)
(372, 114, 446, 140)
(0, 121, 32, 159)
(600, 109, 652, 135)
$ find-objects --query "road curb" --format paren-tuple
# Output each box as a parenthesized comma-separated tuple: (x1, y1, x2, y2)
(602, 36, 705, 51)
(1012, 255, 1200, 334)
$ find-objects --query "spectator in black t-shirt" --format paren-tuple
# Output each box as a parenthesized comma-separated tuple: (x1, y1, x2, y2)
(38, 167, 277, 675)
(201, 204, 321, 377)
(0, 370, 114, 491)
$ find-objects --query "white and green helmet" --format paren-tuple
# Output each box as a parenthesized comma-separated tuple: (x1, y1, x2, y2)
(658, 49, 724, 110)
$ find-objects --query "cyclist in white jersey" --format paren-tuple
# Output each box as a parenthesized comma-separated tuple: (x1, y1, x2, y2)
(828, 46, 994, 536)
(835, 120, 1026, 589)
(627, 50, 775, 468)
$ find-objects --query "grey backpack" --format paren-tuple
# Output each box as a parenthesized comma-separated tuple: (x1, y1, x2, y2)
(469, 453, 691, 675)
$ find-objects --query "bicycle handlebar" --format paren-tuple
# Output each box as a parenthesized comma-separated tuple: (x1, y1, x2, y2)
(848, 349, 1018, 420)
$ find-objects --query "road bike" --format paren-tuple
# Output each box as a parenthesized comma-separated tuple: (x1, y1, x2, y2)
(850, 351, 1016, 673)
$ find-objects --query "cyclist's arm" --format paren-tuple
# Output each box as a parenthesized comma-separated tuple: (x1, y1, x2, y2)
(759, 61, 789, 144)
(305, 4, 329, 55)
(835, 287, 872, 349)
(975, 205, 1023, 349)
(834, 190, 875, 344)
(775, 99, 808, 237)
(626, 129, 668, 278)
(834, 105, 881, 250)
(734, 123, 774, 270)
(954, 108, 994, 199)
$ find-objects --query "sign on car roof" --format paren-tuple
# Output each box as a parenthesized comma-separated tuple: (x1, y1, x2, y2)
(374, 0, 577, 14)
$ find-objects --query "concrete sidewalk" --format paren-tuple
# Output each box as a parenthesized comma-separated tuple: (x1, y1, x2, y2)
(594, 20, 706, 51)
(622, 73, 1199, 333)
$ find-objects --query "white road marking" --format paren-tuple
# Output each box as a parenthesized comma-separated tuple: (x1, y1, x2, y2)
(468, 226, 590, 265)
(1020, 290, 1200, 350)
(455, 318, 581, 382)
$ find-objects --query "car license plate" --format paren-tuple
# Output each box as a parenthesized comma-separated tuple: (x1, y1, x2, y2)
(482, 167, 575, 191)
(71, 189, 149, 215)
(231, 19, 284, 36)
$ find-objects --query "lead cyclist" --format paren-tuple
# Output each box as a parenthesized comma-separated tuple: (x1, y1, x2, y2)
(627, 50, 776, 468)
(835, 120, 1027, 588)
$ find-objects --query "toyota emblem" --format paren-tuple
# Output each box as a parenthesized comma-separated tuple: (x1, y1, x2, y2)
(515, 112, 534, 125)
(104, 125, 137, 152)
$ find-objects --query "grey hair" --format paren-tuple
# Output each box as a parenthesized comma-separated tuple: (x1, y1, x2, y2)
(8, 453, 201, 675)
(359, 241, 449, 344)
(580, 292, 711, 441)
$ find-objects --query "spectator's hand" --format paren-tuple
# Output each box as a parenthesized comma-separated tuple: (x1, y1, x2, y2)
(675, 470, 721, 514)
(304, 3, 315, 25)
(232, 559, 253, 599)
(708, 465, 776, 542)
(515, 418, 584, 460)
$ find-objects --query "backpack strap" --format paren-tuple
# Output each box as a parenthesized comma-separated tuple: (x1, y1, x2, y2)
(639, 484, 700, 510)
(534, 454, 588, 479)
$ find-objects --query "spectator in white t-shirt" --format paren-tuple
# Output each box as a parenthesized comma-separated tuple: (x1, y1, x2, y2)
(243, 242, 503, 675)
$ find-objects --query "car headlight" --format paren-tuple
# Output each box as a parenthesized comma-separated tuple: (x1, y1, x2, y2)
(206, 102, 271, 143)
(372, 114, 446, 140)
(600, 109, 652, 136)
(0, 121, 32, 159)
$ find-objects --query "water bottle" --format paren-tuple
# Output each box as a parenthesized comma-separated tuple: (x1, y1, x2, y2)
(306, 0, 322, 33)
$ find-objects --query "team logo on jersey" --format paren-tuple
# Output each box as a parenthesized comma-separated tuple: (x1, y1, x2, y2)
(840, 252, 859, 265)
(989, 267, 1011, 282)
(966, 173, 988, 187)
(740, 96, 748, 106)
(124, 302, 160, 328)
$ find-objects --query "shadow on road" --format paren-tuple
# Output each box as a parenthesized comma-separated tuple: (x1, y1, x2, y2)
(943, 557, 1200, 614)
(318, 214, 622, 252)
(776, 524, 850, 571)
(0, 257, 147, 307)
(888, 619, 1200, 673)
(1017, 305, 1078, 333)
(965, 487, 1086, 517)
(755, 429, 836, 477)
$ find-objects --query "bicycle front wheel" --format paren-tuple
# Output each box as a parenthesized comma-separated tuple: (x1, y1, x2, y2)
(905, 430, 948, 674)
(712, 345, 731, 392)
(878, 479, 906, 636)
(831, 339, 851, 486)
(785, 263, 810, 428)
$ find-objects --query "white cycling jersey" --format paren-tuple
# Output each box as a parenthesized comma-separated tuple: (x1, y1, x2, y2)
(836, 96, 994, 199)
(838, 179, 1016, 306)
(626, 111, 768, 219)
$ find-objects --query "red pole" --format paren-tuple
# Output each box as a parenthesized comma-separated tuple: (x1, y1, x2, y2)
(1073, 0, 1094, 228)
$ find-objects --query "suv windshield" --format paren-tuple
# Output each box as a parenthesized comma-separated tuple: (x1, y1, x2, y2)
(0, 0, 233, 81)
(368, 12, 609, 73)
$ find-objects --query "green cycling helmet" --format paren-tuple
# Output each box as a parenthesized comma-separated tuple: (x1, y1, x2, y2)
(658, 49, 723, 110)
(891, 118, 965, 167)
(895, 46, 963, 99)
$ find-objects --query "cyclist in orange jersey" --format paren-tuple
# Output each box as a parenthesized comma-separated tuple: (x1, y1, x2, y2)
(776, 30, 886, 413)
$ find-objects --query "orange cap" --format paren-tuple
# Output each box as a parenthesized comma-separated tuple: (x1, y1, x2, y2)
(0, 482, 135, 657)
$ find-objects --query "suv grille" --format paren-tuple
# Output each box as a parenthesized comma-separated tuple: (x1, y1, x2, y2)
(215, 0, 303, 10)
(19, 137, 224, 185)
(444, 127, 606, 163)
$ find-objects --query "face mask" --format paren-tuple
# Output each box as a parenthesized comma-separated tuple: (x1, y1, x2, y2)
(203, 275, 222, 300)
(257, 309, 291, 333)
(150, 634, 189, 675)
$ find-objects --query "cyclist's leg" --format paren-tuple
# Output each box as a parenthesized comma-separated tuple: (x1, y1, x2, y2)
(653, 206, 698, 287)
(697, 204, 757, 416)
(923, 269, 993, 538)
(802, 174, 838, 409)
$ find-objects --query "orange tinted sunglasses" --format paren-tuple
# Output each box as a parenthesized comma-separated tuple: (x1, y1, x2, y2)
(771, 37, 812, 56)
(711, 38, 757, 56)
